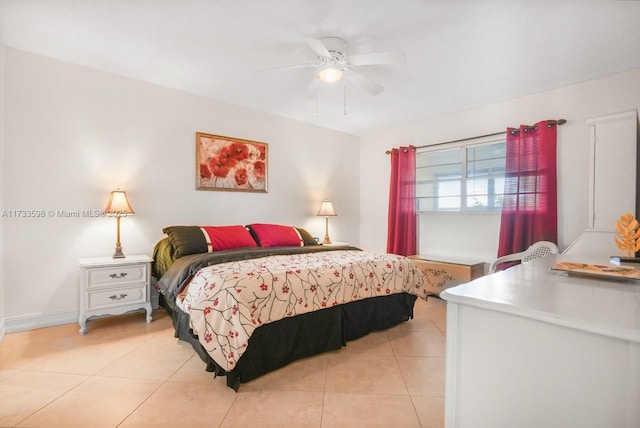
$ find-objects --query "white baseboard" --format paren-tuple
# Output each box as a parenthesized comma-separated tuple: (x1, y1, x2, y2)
(5, 310, 78, 333)
(0, 318, 5, 342)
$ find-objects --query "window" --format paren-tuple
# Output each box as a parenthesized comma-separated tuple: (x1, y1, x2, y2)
(416, 136, 506, 213)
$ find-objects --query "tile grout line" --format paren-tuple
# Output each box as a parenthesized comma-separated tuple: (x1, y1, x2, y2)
(388, 328, 424, 427)
(113, 359, 189, 428)
(319, 354, 330, 428)
(12, 369, 94, 427)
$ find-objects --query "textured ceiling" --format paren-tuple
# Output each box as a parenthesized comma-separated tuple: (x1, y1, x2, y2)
(2, 0, 640, 136)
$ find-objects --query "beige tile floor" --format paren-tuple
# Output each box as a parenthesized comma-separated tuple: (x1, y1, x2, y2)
(0, 297, 446, 428)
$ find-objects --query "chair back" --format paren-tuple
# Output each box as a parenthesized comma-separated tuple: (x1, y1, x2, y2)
(521, 241, 560, 263)
(489, 241, 559, 273)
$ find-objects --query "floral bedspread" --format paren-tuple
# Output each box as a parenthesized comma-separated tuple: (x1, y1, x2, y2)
(176, 250, 425, 371)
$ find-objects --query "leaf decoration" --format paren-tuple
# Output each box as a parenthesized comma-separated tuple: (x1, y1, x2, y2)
(614, 213, 640, 257)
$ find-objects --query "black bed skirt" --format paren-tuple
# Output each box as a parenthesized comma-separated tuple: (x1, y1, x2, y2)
(165, 293, 418, 391)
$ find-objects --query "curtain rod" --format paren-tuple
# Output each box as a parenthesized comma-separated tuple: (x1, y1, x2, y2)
(385, 119, 566, 154)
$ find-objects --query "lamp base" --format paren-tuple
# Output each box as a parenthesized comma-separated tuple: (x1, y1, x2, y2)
(113, 244, 125, 259)
(322, 216, 332, 245)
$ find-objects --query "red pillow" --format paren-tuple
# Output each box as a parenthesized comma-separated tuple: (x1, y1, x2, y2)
(199, 225, 257, 251)
(248, 224, 303, 247)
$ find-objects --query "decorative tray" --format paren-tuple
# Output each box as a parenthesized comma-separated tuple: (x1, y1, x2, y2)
(551, 261, 640, 280)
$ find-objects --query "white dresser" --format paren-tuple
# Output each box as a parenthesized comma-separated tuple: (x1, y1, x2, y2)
(77, 255, 153, 334)
(440, 255, 640, 428)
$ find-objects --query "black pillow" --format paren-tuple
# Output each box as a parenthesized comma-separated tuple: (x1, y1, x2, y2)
(162, 226, 207, 258)
(296, 227, 319, 246)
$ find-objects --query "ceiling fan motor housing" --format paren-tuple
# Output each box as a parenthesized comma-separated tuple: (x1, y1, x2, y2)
(319, 37, 348, 65)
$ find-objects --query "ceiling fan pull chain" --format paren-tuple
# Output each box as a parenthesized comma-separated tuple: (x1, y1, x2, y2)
(343, 83, 347, 116)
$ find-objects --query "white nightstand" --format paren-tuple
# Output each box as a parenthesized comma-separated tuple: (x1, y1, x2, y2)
(77, 255, 153, 335)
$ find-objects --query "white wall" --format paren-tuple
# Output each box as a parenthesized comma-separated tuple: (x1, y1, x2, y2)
(3, 48, 360, 331)
(0, 38, 6, 341)
(360, 68, 640, 262)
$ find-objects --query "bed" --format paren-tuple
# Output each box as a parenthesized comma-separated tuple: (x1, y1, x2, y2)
(153, 224, 426, 391)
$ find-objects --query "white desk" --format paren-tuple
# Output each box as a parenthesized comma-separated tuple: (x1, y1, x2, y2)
(440, 255, 640, 428)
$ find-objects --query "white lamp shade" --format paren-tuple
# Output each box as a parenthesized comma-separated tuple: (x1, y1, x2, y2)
(317, 200, 337, 217)
(105, 190, 135, 217)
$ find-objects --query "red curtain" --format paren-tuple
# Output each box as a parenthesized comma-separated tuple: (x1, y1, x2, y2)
(387, 146, 416, 256)
(497, 120, 558, 258)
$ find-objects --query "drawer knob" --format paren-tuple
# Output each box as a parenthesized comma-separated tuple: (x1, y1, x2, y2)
(109, 272, 128, 279)
(109, 293, 128, 300)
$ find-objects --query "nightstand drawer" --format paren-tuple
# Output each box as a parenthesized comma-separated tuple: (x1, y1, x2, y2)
(87, 284, 147, 309)
(86, 264, 148, 289)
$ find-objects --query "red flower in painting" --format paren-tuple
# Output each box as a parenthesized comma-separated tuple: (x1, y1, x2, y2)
(213, 297, 219, 306)
(203, 306, 211, 315)
(205, 333, 212, 343)
(218, 146, 239, 168)
(234, 168, 248, 186)
(253, 161, 265, 178)
(260, 283, 269, 291)
(208, 155, 231, 178)
(257, 145, 266, 160)
(200, 164, 212, 179)
(229, 143, 249, 161)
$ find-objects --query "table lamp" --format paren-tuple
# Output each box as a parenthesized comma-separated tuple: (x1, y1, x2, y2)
(104, 189, 135, 258)
(317, 199, 337, 244)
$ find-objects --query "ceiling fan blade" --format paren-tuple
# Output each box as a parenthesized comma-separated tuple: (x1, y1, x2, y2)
(305, 37, 332, 59)
(348, 51, 406, 66)
(344, 69, 384, 95)
(256, 62, 317, 73)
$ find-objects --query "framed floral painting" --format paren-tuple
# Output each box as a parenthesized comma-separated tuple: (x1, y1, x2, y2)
(196, 132, 268, 192)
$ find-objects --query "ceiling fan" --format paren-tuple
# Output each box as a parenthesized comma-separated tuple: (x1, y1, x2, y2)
(263, 37, 406, 96)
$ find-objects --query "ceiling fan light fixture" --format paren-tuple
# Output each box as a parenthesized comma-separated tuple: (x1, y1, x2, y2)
(317, 66, 344, 83)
